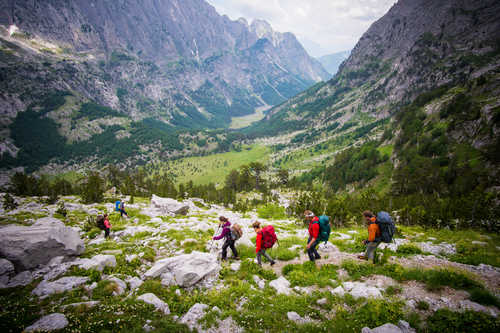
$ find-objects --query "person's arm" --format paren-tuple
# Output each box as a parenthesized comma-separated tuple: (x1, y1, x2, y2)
(256, 233, 262, 253)
(307, 223, 319, 249)
(213, 227, 228, 240)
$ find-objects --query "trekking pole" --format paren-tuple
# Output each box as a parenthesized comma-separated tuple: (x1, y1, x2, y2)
(209, 225, 221, 251)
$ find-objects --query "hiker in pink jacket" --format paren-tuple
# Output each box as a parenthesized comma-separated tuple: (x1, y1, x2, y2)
(103, 214, 111, 239)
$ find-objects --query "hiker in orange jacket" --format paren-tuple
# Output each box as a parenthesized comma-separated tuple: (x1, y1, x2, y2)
(358, 210, 381, 262)
(253, 221, 275, 266)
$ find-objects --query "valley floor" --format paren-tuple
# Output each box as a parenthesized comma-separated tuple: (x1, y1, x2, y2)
(0, 195, 499, 332)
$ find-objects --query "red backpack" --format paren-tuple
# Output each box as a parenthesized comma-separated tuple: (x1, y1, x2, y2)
(261, 225, 277, 249)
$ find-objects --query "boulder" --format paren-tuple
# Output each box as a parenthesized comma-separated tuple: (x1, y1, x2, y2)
(160, 272, 175, 286)
(0, 258, 15, 284)
(343, 281, 382, 299)
(331, 285, 345, 297)
(137, 293, 170, 314)
(269, 276, 292, 295)
(180, 303, 209, 330)
(144, 251, 220, 287)
(287, 311, 312, 324)
(253, 275, 266, 289)
(32, 276, 89, 297)
(5, 270, 33, 288)
(230, 262, 241, 271)
(362, 320, 416, 333)
(25, 313, 69, 332)
(107, 276, 127, 295)
(317, 298, 328, 305)
(0, 217, 84, 271)
(78, 255, 116, 272)
(127, 276, 144, 290)
(149, 195, 190, 216)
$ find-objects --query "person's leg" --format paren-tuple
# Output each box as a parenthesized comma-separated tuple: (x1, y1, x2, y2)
(261, 249, 275, 264)
(229, 240, 239, 258)
(307, 236, 315, 261)
(256, 250, 262, 265)
(221, 239, 230, 260)
(105, 228, 110, 239)
(366, 242, 380, 262)
(120, 209, 124, 217)
(312, 240, 321, 260)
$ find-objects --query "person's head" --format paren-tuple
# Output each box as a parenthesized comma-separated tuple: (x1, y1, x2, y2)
(103, 214, 108, 218)
(219, 216, 228, 226)
(304, 210, 315, 222)
(252, 221, 261, 232)
(363, 210, 375, 223)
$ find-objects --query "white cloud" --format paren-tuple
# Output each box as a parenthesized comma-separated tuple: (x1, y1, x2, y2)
(206, 0, 397, 57)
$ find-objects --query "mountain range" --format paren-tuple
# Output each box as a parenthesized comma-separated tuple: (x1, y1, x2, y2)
(318, 50, 350, 75)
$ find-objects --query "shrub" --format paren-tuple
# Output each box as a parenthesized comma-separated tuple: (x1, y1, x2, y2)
(426, 309, 500, 333)
(283, 262, 338, 287)
(2, 193, 17, 211)
(469, 288, 500, 308)
(257, 204, 287, 220)
(416, 300, 430, 311)
(396, 244, 422, 255)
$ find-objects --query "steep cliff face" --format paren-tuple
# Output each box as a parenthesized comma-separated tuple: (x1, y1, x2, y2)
(251, 0, 500, 135)
(0, 0, 329, 126)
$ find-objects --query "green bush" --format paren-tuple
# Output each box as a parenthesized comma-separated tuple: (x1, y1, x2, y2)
(469, 288, 500, 308)
(396, 244, 422, 255)
(416, 300, 430, 311)
(426, 309, 500, 333)
(257, 204, 287, 220)
(283, 262, 338, 287)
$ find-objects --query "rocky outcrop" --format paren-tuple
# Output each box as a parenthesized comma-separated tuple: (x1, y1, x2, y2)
(362, 320, 416, 333)
(149, 195, 190, 216)
(32, 276, 89, 298)
(77, 254, 117, 272)
(0, 218, 84, 271)
(137, 293, 170, 315)
(25, 313, 69, 332)
(269, 276, 292, 295)
(145, 251, 220, 288)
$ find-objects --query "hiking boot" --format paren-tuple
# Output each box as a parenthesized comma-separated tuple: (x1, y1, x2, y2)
(270, 261, 276, 266)
(233, 256, 240, 260)
(315, 255, 321, 260)
(357, 255, 367, 260)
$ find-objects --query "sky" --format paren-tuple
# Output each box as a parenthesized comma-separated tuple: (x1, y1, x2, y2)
(206, 0, 397, 58)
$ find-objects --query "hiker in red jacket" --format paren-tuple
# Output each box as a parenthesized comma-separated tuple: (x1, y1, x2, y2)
(103, 214, 111, 239)
(304, 210, 321, 262)
(212, 216, 239, 261)
(252, 221, 276, 266)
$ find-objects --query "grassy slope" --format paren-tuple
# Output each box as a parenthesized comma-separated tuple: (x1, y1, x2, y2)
(160, 145, 271, 185)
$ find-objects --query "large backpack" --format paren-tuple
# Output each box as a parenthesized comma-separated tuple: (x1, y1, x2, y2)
(261, 225, 277, 249)
(115, 201, 121, 211)
(230, 224, 243, 241)
(376, 211, 395, 243)
(317, 215, 331, 243)
(96, 215, 105, 230)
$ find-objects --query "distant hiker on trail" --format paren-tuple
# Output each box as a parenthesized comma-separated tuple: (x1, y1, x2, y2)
(252, 221, 276, 266)
(212, 216, 239, 261)
(304, 210, 321, 263)
(103, 214, 111, 239)
(358, 211, 381, 262)
(119, 201, 129, 218)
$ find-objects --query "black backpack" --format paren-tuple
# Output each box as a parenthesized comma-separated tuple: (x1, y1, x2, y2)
(376, 211, 395, 243)
(96, 215, 105, 230)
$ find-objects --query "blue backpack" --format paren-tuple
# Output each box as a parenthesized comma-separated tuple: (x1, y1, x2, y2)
(317, 215, 331, 243)
(376, 211, 396, 243)
(115, 201, 121, 211)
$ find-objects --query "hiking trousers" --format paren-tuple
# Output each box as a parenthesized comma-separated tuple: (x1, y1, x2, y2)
(257, 249, 275, 265)
(307, 236, 321, 262)
(365, 241, 381, 262)
(222, 238, 238, 260)
(104, 228, 110, 239)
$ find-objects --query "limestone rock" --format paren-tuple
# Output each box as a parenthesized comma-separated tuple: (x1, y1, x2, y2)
(25, 313, 69, 332)
(362, 320, 416, 333)
(78, 254, 117, 272)
(32, 276, 89, 297)
(107, 276, 127, 295)
(145, 251, 220, 287)
(0, 217, 84, 271)
(269, 276, 292, 295)
(149, 195, 190, 216)
(180, 303, 209, 330)
(0, 258, 14, 277)
(137, 293, 170, 314)
(127, 276, 144, 290)
(331, 285, 346, 297)
(5, 270, 33, 288)
(253, 275, 266, 289)
(343, 281, 382, 299)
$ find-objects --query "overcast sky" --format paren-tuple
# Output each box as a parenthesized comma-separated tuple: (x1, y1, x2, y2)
(206, 0, 397, 58)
